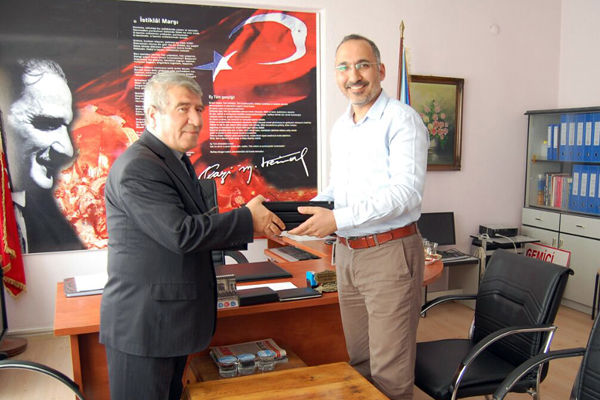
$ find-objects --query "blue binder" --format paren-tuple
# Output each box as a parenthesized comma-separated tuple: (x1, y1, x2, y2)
(574, 114, 585, 161)
(593, 113, 600, 162)
(588, 165, 599, 215)
(568, 114, 576, 161)
(569, 164, 581, 211)
(552, 124, 560, 160)
(579, 165, 590, 212)
(559, 114, 569, 161)
(547, 125, 553, 160)
(584, 114, 594, 161)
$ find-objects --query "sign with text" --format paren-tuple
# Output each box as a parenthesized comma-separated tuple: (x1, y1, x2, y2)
(524, 242, 571, 267)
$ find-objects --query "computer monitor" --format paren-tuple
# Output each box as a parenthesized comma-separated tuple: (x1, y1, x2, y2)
(417, 212, 456, 246)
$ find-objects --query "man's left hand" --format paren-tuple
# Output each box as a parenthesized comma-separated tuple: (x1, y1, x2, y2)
(288, 206, 337, 238)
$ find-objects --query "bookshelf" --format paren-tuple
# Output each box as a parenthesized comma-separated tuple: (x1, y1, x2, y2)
(521, 106, 600, 315)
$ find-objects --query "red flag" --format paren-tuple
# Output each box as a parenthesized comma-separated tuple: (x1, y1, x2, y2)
(0, 152, 26, 296)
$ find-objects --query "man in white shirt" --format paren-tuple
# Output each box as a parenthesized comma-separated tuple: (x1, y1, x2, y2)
(289, 34, 429, 399)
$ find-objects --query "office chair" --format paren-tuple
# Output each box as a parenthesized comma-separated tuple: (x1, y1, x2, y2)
(494, 306, 600, 400)
(198, 179, 249, 266)
(415, 249, 573, 400)
(0, 358, 86, 399)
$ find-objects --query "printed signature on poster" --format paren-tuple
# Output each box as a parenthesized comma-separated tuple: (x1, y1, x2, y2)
(199, 147, 309, 184)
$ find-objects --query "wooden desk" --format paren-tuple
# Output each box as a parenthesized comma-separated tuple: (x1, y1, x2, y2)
(183, 362, 387, 400)
(267, 236, 444, 287)
(54, 261, 347, 400)
(423, 260, 444, 286)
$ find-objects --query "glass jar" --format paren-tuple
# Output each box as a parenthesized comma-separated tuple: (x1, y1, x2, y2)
(236, 353, 256, 375)
(256, 349, 277, 372)
(216, 355, 238, 378)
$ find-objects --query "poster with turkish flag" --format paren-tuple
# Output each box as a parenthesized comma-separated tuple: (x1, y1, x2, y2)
(0, 0, 318, 252)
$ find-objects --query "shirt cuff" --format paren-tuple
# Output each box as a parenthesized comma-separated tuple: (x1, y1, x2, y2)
(333, 207, 354, 232)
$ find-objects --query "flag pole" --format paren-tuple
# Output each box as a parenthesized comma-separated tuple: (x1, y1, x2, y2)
(397, 21, 405, 100)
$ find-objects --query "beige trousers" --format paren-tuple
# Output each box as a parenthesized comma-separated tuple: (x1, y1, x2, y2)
(336, 232, 424, 400)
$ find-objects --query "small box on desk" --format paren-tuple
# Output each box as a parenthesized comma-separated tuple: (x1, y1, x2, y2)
(238, 287, 278, 306)
(478, 224, 518, 238)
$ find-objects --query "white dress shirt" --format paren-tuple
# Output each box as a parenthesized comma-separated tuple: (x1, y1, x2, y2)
(315, 90, 429, 238)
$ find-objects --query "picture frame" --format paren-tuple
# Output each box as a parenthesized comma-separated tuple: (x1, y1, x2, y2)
(409, 75, 464, 171)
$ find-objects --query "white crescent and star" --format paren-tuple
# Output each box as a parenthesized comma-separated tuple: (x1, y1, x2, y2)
(194, 12, 308, 81)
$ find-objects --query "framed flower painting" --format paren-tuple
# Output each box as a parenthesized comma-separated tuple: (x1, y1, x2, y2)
(409, 75, 464, 171)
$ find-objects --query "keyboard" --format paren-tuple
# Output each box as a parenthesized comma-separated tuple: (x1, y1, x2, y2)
(438, 248, 471, 262)
(270, 246, 320, 262)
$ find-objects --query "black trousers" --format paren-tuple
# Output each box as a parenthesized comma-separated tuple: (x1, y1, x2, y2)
(105, 345, 187, 400)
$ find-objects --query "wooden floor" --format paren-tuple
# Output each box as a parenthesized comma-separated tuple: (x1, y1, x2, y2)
(0, 302, 593, 399)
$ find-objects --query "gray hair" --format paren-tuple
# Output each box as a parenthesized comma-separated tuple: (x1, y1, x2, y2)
(336, 34, 381, 64)
(143, 72, 202, 121)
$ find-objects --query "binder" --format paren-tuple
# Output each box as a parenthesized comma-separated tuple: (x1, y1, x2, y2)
(569, 165, 581, 211)
(547, 125, 553, 160)
(593, 113, 600, 162)
(559, 114, 569, 160)
(579, 165, 589, 212)
(575, 114, 585, 161)
(588, 165, 599, 215)
(585, 114, 593, 161)
(552, 124, 559, 160)
(568, 114, 577, 161)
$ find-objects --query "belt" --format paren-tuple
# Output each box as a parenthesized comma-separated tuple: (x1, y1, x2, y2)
(338, 223, 417, 250)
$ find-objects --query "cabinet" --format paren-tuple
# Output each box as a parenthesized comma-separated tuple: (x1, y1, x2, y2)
(522, 107, 600, 314)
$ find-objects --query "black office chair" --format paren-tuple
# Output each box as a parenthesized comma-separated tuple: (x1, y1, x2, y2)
(0, 358, 86, 399)
(415, 249, 573, 400)
(198, 179, 249, 266)
(493, 308, 600, 400)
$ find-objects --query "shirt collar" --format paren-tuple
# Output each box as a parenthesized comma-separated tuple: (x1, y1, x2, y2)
(343, 90, 389, 125)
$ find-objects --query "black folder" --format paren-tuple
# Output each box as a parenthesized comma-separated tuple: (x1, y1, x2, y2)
(276, 287, 322, 301)
(263, 201, 334, 229)
(215, 261, 292, 282)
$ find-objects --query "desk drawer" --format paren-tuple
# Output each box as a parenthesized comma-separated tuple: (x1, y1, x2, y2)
(522, 208, 560, 231)
(560, 214, 600, 239)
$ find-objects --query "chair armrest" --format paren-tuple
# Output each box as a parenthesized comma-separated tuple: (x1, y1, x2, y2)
(223, 250, 249, 264)
(420, 294, 477, 316)
(492, 347, 585, 399)
(450, 324, 557, 399)
(0, 360, 86, 399)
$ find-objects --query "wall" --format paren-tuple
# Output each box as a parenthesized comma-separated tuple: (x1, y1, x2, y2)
(558, 0, 600, 107)
(5, 0, 573, 333)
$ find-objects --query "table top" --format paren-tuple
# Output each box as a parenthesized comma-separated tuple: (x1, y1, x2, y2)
(187, 348, 307, 382)
(269, 236, 444, 287)
(54, 237, 445, 336)
(183, 362, 387, 400)
(423, 260, 443, 286)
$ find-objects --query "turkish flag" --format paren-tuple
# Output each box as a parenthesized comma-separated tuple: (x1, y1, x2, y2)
(0, 152, 25, 296)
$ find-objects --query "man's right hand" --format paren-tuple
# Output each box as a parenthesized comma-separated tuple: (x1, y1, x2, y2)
(245, 195, 285, 236)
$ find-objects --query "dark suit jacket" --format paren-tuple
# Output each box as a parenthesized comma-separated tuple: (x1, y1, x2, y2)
(99, 130, 253, 357)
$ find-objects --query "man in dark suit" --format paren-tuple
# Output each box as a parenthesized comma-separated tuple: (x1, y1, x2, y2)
(100, 72, 284, 400)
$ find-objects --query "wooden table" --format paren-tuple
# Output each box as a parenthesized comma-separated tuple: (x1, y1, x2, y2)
(187, 348, 306, 382)
(54, 260, 347, 400)
(183, 362, 388, 400)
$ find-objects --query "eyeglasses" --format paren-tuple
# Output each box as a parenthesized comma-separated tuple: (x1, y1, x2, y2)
(335, 62, 379, 73)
